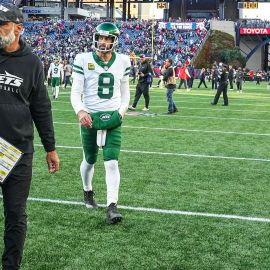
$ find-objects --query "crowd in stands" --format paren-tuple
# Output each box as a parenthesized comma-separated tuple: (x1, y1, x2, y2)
(23, 19, 209, 68)
(239, 19, 270, 28)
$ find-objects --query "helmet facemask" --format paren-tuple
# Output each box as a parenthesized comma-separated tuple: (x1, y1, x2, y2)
(93, 33, 118, 53)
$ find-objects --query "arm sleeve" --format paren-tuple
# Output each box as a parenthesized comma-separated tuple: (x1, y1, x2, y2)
(30, 63, 55, 152)
(119, 55, 131, 117)
(71, 54, 88, 114)
(185, 68, 190, 78)
(47, 64, 52, 78)
(60, 66, 64, 80)
(119, 79, 130, 117)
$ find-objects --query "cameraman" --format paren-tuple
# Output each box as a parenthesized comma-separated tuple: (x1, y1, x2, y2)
(211, 63, 229, 106)
(163, 58, 178, 114)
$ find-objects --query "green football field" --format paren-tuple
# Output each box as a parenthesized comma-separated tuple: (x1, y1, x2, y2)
(1, 79, 270, 269)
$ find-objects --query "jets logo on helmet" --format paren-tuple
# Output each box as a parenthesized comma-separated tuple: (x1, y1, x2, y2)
(93, 22, 120, 53)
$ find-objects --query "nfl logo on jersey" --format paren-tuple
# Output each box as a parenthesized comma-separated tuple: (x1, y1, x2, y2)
(88, 63, 95, 70)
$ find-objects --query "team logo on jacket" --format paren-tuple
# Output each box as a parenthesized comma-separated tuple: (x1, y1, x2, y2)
(88, 63, 95, 70)
(100, 113, 111, 121)
(0, 71, 23, 94)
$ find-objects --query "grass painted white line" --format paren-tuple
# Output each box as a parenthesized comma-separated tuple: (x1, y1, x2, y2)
(159, 115, 270, 122)
(53, 89, 270, 99)
(52, 122, 270, 137)
(51, 99, 270, 108)
(14, 196, 270, 223)
(34, 144, 270, 162)
(52, 112, 270, 123)
(52, 107, 270, 113)
(54, 92, 270, 101)
(123, 125, 270, 137)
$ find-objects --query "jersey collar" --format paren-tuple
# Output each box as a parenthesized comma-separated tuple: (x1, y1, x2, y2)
(93, 51, 116, 70)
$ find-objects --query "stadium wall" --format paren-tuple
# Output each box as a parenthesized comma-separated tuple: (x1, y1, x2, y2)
(240, 39, 263, 71)
(210, 20, 235, 41)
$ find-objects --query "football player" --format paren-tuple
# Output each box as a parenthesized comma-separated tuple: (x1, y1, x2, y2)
(47, 57, 64, 99)
(71, 22, 130, 224)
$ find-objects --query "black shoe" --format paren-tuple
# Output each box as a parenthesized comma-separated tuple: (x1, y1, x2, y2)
(173, 108, 178, 113)
(84, 190, 98, 209)
(211, 102, 216, 105)
(106, 203, 123, 224)
(167, 111, 173, 114)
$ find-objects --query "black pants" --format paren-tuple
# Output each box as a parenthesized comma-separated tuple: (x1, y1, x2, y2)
(132, 82, 150, 109)
(212, 83, 228, 105)
(187, 78, 194, 88)
(130, 76, 136, 84)
(229, 79, 234, 89)
(236, 81, 242, 91)
(64, 75, 72, 88)
(212, 79, 217, 90)
(1, 153, 33, 270)
(178, 79, 188, 89)
(198, 79, 207, 88)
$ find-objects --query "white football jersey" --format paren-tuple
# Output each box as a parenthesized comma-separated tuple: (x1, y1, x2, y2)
(48, 63, 63, 78)
(72, 51, 130, 112)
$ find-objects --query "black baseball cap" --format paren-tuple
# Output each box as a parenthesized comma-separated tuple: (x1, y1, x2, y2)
(0, 4, 23, 24)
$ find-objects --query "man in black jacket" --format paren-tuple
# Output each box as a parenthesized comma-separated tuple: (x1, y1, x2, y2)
(211, 64, 218, 90)
(129, 54, 153, 111)
(211, 64, 229, 106)
(228, 65, 234, 90)
(0, 4, 60, 269)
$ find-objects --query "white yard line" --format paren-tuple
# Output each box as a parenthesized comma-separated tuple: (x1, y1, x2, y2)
(52, 99, 270, 107)
(122, 125, 270, 137)
(52, 107, 270, 113)
(7, 196, 269, 224)
(34, 144, 270, 162)
(52, 111, 270, 122)
(52, 122, 270, 137)
(55, 90, 270, 100)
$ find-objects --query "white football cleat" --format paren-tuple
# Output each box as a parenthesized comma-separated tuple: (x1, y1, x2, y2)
(142, 107, 149, 112)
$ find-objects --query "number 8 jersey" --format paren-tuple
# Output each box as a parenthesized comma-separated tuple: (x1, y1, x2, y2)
(71, 51, 130, 113)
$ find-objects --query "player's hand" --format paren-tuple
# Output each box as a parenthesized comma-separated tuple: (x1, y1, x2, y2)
(46, 150, 60, 173)
(78, 110, 92, 128)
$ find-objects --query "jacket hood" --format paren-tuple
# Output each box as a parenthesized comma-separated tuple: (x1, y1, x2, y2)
(0, 38, 32, 57)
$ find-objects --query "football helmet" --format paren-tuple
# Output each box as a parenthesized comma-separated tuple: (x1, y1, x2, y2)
(93, 22, 120, 52)
(54, 56, 60, 64)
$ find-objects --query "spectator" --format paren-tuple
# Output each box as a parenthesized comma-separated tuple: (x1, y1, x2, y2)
(235, 67, 244, 93)
(163, 58, 178, 114)
(197, 68, 208, 88)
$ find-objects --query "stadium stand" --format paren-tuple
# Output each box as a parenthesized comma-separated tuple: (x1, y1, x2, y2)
(23, 19, 209, 67)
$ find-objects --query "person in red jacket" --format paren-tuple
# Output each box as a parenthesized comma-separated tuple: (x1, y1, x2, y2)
(249, 70, 255, 81)
(177, 64, 190, 91)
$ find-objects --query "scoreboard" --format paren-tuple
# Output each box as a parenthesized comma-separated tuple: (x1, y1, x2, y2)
(238, 1, 258, 9)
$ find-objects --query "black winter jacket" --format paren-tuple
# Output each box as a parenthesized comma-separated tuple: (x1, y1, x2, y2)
(0, 39, 55, 153)
(138, 61, 153, 83)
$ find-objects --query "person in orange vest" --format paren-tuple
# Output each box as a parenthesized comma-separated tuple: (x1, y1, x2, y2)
(177, 64, 190, 92)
